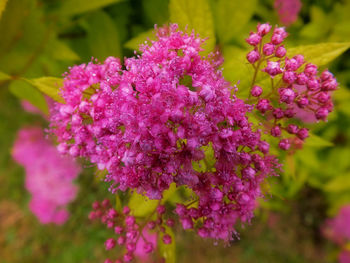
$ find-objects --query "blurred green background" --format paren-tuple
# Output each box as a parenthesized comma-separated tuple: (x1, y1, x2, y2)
(1, 0, 350, 262)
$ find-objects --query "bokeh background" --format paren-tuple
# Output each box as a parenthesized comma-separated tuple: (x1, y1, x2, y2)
(1, 0, 350, 262)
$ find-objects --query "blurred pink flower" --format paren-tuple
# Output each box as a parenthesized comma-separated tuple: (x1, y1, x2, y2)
(325, 205, 350, 243)
(12, 127, 81, 224)
(323, 205, 350, 263)
(274, 0, 302, 26)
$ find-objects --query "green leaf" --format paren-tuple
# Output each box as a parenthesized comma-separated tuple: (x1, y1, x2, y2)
(324, 173, 350, 192)
(115, 194, 123, 211)
(142, 0, 169, 25)
(85, 11, 121, 61)
(59, 0, 123, 16)
(128, 191, 159, 217)
(124, 29, 156, 51)
(333, 87, 350, 116)
(158, 226, 176, 263)
(49, 39, 80, 61)
(299, 6, 330, 41)
(304, 132, 334, 147)
(0, 71, 10, 81)
(0, 0, 8, 19)
(288, 42, 350, 67)
(192, 142, 216, 172)
(214, 0, 256, 43)
(169, 0, 215, 54)
(0, 0, 31, 53)
(296, 148, 320, 170)
(25, 77, 64, 103)
(128, 183, 186, 217)
(327, 148, 350, 173)
(222, 46, 252, 94)
(9, 79, 49, 114)
(162, 183, 180, 203)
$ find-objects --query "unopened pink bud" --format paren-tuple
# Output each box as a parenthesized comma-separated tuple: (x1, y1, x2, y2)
(321, 70, 333, 81)
(297, 97, 309, 108)
(271, 126, 281, 137)
(296, 72, 308, 85)
(257, 23, 272, 36)
(279, 139, 291, 150)
(251, 85, 263, 97)
(275, 45, 286, 58)
(279, 88, 296, 104)
(285, 57, 299, 71)
(105, 238, 116, 250)
(162, 234, 172, 244)
(246, 33, 262, 46)
(307, 78, 320, 91)
(297, 128, 309, 140)
(315, 108, 328, 120)
(273, 108, 284, 119)
(287, 124, 299, 134)
(282, 71, 297, 84)
(263, 61, 282, 77)
(304, 63, 318, 76)
(263, 43, 275, 56)
(317, 92, 330, 104)
(246, 50, 260, 63)
(257, 99, 271, 113)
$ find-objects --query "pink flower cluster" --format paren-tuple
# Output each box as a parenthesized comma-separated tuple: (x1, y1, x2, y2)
(89, 199, 171, 262)
(274, 0, 302, 26)
(323, 205, 350, 263)
(50, 24, 279, 241)
(246, 23, 338, 150)
(12, 127, 81, 224)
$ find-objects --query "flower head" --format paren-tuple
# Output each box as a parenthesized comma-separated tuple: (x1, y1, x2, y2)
(51, 24, 279, 242)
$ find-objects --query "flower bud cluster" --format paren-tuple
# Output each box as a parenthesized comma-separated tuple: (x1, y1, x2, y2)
(89, 199, 174, 262)
(246, 23, 338, 150)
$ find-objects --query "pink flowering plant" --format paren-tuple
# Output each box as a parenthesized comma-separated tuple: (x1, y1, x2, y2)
(2, 0, 350, 262)
(32, 22, 342, 262)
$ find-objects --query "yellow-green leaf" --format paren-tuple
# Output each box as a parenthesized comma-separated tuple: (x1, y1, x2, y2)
(0, 0, 8, 19)
(9, 80, 49, 114)
(49, 39, 80, 61)
(169, 0, 215, 54)
(95, 168, 108, 182)
(304, 132, 334, 147)
(128, 192, 159, 217)
(0, 71, 10, 81)
(214, 0, 256, 43)
(162, 183, 181, 203)
(25, 77, 64, 103)
(60, 0, 123, 16)
(124, 29, 156, 51)
(142, 0, 169, 25)
(115, 194, 123, 211)
(222, 45, 252, 94)
(128, 183, 186, 217)
(288, 42, 350, 67)
(324, 174, 350, 192)
(0, 0, 31, 53)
